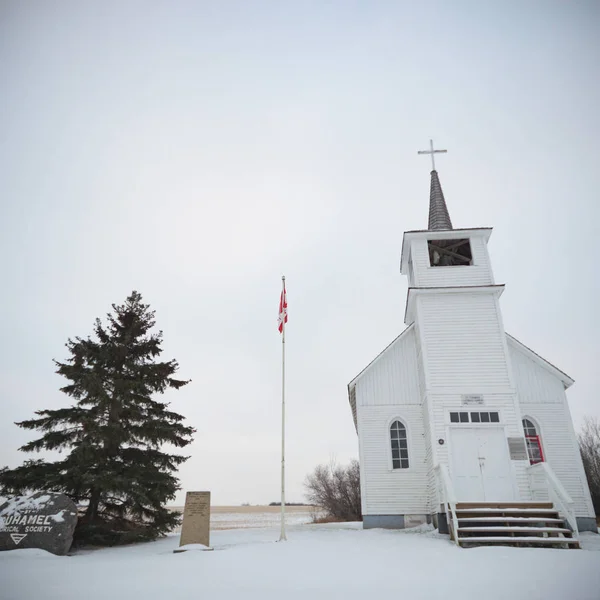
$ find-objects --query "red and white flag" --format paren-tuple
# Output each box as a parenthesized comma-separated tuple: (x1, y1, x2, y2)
(278, 282, 288, 333)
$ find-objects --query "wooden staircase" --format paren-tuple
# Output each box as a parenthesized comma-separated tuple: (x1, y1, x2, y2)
(451, 502, 580, 549)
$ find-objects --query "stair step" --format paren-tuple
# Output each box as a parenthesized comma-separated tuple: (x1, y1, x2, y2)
(458, 527, 571, 534)
(450, 501, 579, 548)
(456, 502, 553, 510)
(456, 508, 558, 514)
(458, 536, 580, 545)
(457, 516, 564, 523)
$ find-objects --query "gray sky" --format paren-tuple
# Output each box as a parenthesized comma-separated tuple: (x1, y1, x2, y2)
(1, 1, 599, 506)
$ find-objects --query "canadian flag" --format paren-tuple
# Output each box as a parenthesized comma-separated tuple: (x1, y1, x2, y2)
(278, 282, 288, 334)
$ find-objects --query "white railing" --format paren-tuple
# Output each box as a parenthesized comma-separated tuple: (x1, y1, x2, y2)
(528, 462, 579, 538)
(435, 464, 460, 545)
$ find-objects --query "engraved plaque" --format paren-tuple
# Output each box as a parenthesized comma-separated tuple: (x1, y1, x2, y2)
(461, 394, 484, 406)
(179, 491, 210, 548)
(507, 437, 528, 461)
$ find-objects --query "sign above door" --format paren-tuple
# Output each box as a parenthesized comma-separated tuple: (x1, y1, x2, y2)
(462, 394, 484, 406)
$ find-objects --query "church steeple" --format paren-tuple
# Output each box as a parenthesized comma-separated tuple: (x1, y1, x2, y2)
(401, 143, 495, 313)
(417, 139, 453, 230)
(428, 170, 453, 230)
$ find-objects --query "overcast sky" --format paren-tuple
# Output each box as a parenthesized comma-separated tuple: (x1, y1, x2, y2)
(1, 1, 599, 506)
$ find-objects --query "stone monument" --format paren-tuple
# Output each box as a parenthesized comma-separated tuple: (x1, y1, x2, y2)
(175, 491, 212, 552)
(0, 492, 78, 556)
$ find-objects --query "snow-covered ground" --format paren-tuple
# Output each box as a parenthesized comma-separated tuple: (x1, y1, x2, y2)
(168, 505, 315, 531)
(1, 523, 599, 600)
(197, 505, 314, 530)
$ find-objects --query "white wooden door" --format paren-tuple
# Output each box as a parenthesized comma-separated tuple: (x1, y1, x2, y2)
(450, 428, 485, 501)
(450, 428, 514, 501)
(477, 429, 514, 501)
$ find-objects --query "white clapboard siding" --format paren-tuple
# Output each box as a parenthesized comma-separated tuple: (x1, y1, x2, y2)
(355, 327, 421, 407)
(507, 334, 592, 515)
(358, 404, 429, 515)
(427, 392, 531, 503)
(418, 293, 511, 390)
(356, 399, 368, 515)
(520, 402, 595, 517)
(414, 323, 427, 400)
(409, 236, 494, 288)
(422, 397, 436, 512)
(508, 339, 567, 403)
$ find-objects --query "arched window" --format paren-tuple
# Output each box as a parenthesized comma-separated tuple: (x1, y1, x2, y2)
(523, 418, 544, 465)
(390, 420, 409, 469)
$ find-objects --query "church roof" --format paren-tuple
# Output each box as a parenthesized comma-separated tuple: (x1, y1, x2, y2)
(428, 169, 453, 230)
(348, 324, 415, 389)
(506, 334, 574, 388)
(347, 324, 416, 433)
(403, 227, 492, 235)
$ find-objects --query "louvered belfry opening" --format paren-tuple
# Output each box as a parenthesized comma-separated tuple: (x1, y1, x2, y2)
(428, 238, 472, 266)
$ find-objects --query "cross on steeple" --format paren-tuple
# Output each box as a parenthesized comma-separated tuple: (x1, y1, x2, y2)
(418, 139, 447, 171)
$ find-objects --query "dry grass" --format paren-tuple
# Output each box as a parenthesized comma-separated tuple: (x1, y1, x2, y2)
(309, 514, 344, 524)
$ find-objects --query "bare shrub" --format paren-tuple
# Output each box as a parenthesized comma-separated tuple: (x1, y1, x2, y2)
(310, 514, 343, 524)
(579, 416, 600, 516)
(304, 459, 362, 522)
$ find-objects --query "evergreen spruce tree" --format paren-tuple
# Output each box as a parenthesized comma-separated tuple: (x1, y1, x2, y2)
(0, 291, 195, 546)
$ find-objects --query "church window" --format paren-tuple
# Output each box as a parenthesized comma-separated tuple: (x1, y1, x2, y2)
(522, 418, 544, 464)
(471, 411, 500, 423)
(390, 420, 409, 469)
(428, 238, 472, 267)
(450, 412, 469, 423)
(450, 411, 500, 424)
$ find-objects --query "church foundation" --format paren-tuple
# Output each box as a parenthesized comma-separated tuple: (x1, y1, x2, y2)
(363, 514, 430, 530)
(576, 517, 598, 533)
(435, 512, 449, 534)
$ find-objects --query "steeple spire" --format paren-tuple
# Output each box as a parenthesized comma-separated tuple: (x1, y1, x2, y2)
(428, 169, 453, 230)
(417, 139, 453, 230)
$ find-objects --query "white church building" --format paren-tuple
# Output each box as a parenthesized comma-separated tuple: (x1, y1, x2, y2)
(348, 153, 596, 547)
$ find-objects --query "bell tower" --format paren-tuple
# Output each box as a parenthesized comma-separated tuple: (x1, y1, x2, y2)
(401, 141, 496, 298)
(401, 141, 527, 503)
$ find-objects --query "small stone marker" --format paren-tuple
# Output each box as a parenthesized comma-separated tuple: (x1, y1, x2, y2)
(175, 491, 212, 552)
(0, 492, 78, 556)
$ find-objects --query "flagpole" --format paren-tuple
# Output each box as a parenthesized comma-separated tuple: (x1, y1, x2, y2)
(279, 275, 287, 542)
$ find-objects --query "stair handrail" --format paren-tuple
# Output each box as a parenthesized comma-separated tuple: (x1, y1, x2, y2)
(435, 463, 460, 545)
(529, 462, 579, 538)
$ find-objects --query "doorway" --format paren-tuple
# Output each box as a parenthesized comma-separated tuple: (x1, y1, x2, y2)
(449, 427, 514, 501)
